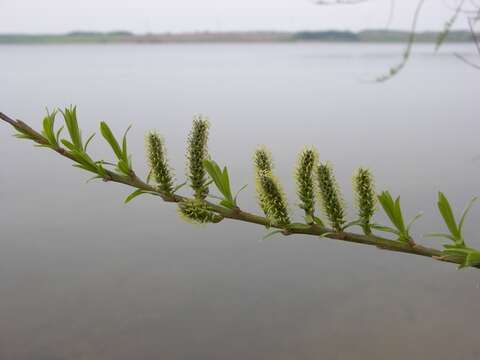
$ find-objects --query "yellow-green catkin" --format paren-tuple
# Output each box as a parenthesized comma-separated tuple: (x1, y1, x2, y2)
(295, 147, 318, 223)
(178, 199, 223, 224)
(254, 146, 273, 173)
(254, 147, 274, 215)
(253, 148, 290, 226)
(187, 116, 210, 200)
(317, 162, 346, 231)
(352, 167, 376, 235)
(146, 132, 174, 195)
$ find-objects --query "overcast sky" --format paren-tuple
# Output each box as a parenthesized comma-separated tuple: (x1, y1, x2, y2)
(0, 0, 470, 34)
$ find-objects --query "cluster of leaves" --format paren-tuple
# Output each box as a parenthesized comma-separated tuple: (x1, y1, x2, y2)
(429, 193, 480, 268)
(203, 160, 246, 209)
(32, 107, 108, 178)
(100, 121, 133, 176)
(374, 191, 422, 243)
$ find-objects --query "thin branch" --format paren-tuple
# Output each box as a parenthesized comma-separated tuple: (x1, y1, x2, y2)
(454, 52, 480, 68)
(385, 0, 396, 29)
(1, 112, 477, 270)
(374, 0, 426, 82)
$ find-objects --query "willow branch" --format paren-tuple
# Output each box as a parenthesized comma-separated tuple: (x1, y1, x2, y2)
(0, 112, 477, 270)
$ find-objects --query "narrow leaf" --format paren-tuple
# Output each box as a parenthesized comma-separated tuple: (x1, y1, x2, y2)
(124, 189, 146, 204)
(100, 122, 122, 159)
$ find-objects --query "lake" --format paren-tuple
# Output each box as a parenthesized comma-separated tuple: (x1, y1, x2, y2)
(0, 43, 479, 359)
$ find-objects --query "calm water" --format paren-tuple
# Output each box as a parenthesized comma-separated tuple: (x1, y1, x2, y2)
(1, 43, 480, 359)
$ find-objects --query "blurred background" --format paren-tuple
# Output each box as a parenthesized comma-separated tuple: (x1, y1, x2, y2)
(1, 1, 479, 359)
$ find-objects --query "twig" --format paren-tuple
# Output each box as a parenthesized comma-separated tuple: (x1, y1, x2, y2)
(0, 112, 478, 270)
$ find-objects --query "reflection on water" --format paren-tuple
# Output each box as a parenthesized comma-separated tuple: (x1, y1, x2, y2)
(0, 43, 479, 359)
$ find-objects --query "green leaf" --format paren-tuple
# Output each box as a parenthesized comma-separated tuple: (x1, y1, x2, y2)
(342, 219, 363, 231)
(393, 197, 406, 233)
(95, 161, 107, 177)
(124, 189, 146, 203)
(407, 212, 423, 233)
(458, 196, 478, 233)
(437, 192, 461, 240)
(42, 110, 58, 145)
(55, 125, 64, 144)
(203, 159, 236, 206)
(121, 125, 132, 161)
(222, 166, 233, 200)
(371, 224, 400, 236)
(377, 191, 416, 241)
(219, 199, 235, 209)
(233, 184, 248, 204)
(14, 133, 34, 140)
(61, 106, 83, 149)
(84, 133, 96, 152)
(70, 151, 97, 172)
(117, 159, 130, 175)
(465, 251, 480, 267)
(173, 181, 187, 193)
(72, 163, 97, 173)
(378, 191, 396, 224)
(100, 122, 122, 159)
(86, 175, 102, 183)
(61, 139, 76, 151)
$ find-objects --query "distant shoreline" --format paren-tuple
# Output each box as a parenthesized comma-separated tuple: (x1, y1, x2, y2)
(0, 30, 477, 44)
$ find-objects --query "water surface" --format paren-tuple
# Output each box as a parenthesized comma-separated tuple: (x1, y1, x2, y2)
(1, 43, 479, 360)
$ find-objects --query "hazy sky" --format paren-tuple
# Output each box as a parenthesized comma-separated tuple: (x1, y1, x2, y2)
(0, 0, 470, 33)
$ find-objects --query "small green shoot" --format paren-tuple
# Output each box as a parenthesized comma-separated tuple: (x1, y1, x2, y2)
(61, 106, 83, 150)
(428, 192, 477, 247)
(100, 121, 133, 176)
(427, 192, 479, 267)
(374, 191, 422, 242)
(203, 159, 246, 209)
(124, 188, 165, 204)
(41, 110, 59, 146)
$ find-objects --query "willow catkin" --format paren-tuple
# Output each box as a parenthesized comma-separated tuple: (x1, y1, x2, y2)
(146, 132, 174, 195)
(295, 147, 318, 222)
(352, 167, 376, 234)
(253, 147, 290, 226)
(187, 115, 210, 199)
(178, 199, 223, 224)
(317, 162, 346, 231)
